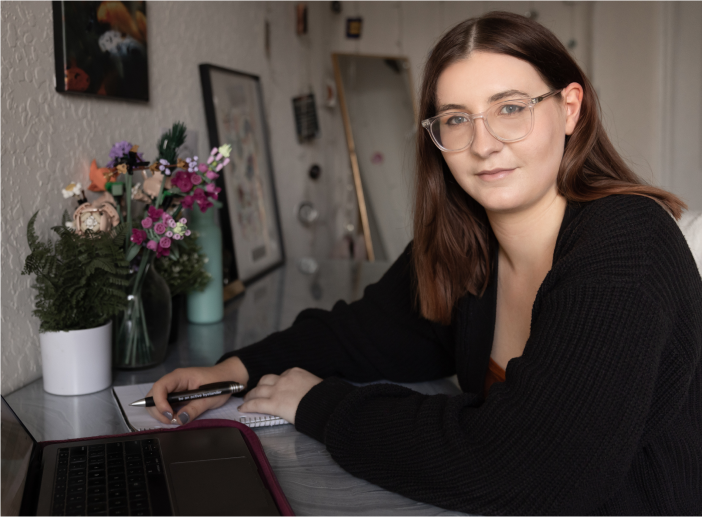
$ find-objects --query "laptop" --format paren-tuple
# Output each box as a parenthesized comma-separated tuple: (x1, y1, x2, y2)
(1, 397, 281, 516)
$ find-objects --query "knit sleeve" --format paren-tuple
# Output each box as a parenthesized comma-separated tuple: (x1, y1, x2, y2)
(217, 243, 455, 391)
(295, 279, 672, 515)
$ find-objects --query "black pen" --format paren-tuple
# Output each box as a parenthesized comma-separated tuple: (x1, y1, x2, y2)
(129, 381, 245, 407)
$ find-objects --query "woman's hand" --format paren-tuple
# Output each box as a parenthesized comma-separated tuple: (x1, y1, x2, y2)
(146, 356, 249, 426)
(239, 367, 323, 425)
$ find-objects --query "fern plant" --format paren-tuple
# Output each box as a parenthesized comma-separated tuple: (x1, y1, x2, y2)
(22, 211, 130, 332)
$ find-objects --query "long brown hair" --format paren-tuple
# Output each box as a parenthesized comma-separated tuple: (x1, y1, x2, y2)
(413, 11, 686, 324)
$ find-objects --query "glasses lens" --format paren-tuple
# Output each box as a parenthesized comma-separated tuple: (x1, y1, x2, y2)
(487, 101, 532, 141)
(431, 113, 473, 151)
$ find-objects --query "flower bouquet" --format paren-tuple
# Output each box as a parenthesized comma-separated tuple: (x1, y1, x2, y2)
(63, 122, 230, 368)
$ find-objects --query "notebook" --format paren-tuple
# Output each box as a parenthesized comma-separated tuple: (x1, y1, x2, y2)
(113, 383, 289, 431)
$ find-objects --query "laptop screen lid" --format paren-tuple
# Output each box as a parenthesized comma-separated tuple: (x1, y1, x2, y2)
(1, 397, 36, 516)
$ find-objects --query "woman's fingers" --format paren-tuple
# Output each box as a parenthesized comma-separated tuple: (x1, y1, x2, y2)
(173, 392, 231, 426)
(257, 374, 280, 386)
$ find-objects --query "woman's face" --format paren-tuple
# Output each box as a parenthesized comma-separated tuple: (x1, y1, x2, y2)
(435, 52, 581, 215)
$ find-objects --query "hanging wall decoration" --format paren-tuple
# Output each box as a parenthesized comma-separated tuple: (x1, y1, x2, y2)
(346, 17, 363, 39)
(199, 64, 285, 288)
(52, 1, 149, 101)
(292, 93, 320, 142)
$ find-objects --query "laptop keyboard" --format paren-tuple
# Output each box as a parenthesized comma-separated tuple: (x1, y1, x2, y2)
(51, 439, 170, 516)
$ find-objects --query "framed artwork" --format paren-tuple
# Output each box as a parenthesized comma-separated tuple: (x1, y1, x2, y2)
(199, 64, 285, 287)
(52, 1, 149, 101)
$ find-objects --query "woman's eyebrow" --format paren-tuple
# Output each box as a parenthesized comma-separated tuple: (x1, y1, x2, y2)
(488, 89, 530, 103)
(436, 90, 531, 113)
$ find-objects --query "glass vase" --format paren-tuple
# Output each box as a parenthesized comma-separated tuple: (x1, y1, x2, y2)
(114, 251, 172, 369)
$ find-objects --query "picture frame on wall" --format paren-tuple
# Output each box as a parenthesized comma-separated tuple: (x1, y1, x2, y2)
(52, 1, 149, 101)
(199, 64, 285, 288)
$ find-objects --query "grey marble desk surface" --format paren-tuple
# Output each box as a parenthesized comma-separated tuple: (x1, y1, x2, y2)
(6, 260, 466, 516)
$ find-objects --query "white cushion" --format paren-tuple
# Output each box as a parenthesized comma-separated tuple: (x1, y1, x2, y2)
(677, 211, 702, 275)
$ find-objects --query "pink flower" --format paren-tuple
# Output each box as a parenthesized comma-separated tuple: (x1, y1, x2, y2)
(206, 171, 219, 180)
(166, 231, 173, 238)
(206, 183, 216, 193)
(167, 219, 177, 228)
(141, 217, 153, 229)
(157, 245, 170, 258)
(173, 233, 183, 240)
(154, 222, 167, 235)
(207, 156, 214, 164)
(185, 230, 191, 236)
(159, 236, 171, 249)
(216, 163, 224, 172)
(197, 199, 213, 212)
(193, 189, 207, 202)
(147, 206, 164, 220)
(130, 229, 147, 245)
(198, 163, 209, 173)
(189, 172, 202, 185)
(172, 170, 193, 192)
(223, 158, 230, 167)
(210, 147, 218, 155)
(162, 213, 173, 223)
(181, 195, 195, 209)
(179, 218, 187, 224)
(146, 240, 158, 251)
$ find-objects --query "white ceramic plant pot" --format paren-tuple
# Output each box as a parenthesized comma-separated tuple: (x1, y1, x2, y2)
(40, 321, 112, 396)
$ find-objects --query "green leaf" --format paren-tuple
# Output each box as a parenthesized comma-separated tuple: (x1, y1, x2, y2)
(126, 244, 141, 262)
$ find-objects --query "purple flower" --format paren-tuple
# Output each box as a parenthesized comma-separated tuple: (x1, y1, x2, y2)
(154, 222, 167, 235)
(189, 172, 202, 185)
(157, 245, 170, 258)
(146, 240, 158, 251)
(206, 171, 219, 180)
(197, 199, 213, 212)
(172, 170, 193, 193)
(185, 230, 191, 236)
(179, 218, 187, 224)
(173, 233, 183, 240)
(147, 206, 164, 220)
(181, 195, 195, 209)
(130, 229, 147, 245)
(159, 236, 171, 249)
(107, 141, 143, 168)
(141, 217, 153, 229)
(167, 219, 177, 228)
(198, 163, 208, 173)
(166, 231, 173, 238)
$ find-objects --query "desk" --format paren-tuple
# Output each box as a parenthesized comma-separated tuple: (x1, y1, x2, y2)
(6, 260, 465, 516)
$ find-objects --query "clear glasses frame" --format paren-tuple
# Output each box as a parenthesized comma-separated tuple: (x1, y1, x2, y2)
(421, 89, 562, 152)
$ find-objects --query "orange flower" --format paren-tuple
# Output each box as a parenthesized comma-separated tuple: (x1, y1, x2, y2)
(88, 159, 118, 192)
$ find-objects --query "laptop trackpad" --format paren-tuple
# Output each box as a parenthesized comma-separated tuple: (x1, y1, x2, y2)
(169, 457, 269, 515)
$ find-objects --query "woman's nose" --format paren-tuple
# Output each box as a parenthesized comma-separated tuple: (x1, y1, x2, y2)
(470, 117, 502, 158)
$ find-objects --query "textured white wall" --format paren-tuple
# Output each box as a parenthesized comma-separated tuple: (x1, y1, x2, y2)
(0, 1, 344, 395)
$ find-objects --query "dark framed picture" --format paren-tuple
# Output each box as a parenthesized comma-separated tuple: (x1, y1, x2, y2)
(199, 64, 285, 287)
(52, 1, 149, 101)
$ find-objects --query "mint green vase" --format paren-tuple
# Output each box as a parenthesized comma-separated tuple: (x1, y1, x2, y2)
(187, 207, 224, 323)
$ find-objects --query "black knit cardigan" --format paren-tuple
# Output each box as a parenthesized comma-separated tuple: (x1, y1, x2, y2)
(218, 194, 702, 515)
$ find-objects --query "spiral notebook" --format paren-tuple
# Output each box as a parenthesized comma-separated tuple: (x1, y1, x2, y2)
(112, 383, 289, 431)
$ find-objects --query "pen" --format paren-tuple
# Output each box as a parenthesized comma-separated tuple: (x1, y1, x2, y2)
(129, 381, 245, 407)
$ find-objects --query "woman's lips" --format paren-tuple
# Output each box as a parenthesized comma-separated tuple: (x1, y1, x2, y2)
(476, 168, 515, 181)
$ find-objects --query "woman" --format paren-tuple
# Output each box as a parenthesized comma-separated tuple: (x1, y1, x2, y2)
(148, 12, 702, 514)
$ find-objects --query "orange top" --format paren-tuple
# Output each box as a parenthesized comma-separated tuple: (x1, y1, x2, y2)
(485, 357, 506, 395)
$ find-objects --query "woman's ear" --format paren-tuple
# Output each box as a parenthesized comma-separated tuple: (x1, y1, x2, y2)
(562, 82, 584, 136)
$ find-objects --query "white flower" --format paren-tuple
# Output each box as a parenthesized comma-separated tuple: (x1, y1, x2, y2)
(83, 214, 99, 231)
(65, 221, 75, 229)
(62, 182, 80, 198)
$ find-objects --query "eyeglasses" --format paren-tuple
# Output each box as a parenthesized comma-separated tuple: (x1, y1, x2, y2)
(421, 90, 562, 152)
